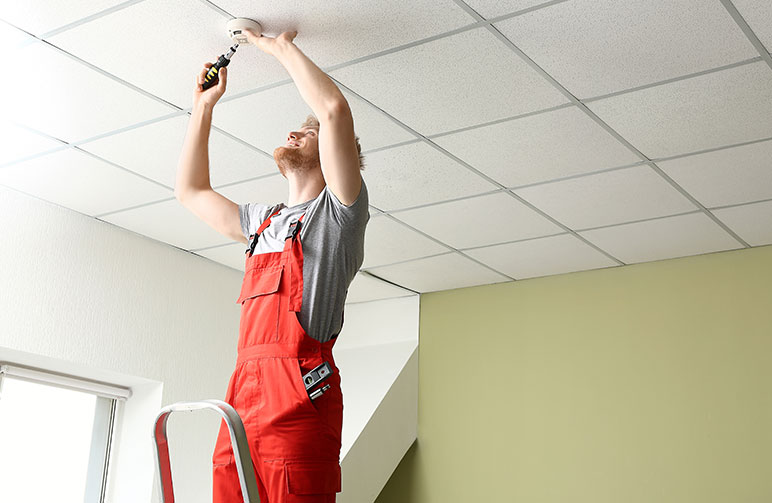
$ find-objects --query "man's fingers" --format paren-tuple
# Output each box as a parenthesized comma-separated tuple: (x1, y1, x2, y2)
(218, 66, 227, 89)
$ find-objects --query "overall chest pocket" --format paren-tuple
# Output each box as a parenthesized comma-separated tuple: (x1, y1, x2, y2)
(237, 266, 283, 344)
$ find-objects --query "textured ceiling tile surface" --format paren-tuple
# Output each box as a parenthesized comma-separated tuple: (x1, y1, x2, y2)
(579, 212, 741, 264)
(345, 273, 416, 304)
(0, 0, 127, 36)
(658, 140, 772, 208)
(216, 175, 290, 208)
(466, 233, 618, 279)
(514, 166, 696, 230)
(495, 0, 757, 98)
(393, 191, 563, 249)
(732, 0, 772, 51)
(362, 216, 448, 269)
(0, 148, 171, 216)
(6, 42, 173, 143)
(587, 62, 772, 159)
(212, 0, 473, 68)
(194, 242, 246, 272)
(331, 27, 568, 136)
(367, 252, 510, 293)
(463, 0, 548, 19)
(47, 0, 292, 108)
(0, 122, 66, 166)
(80, 115, 276, 189)
(101, 198, 232, 250)
(713, 200, 772, 246)
(361, 142, 498, 211)
(433, 106, 640, 187)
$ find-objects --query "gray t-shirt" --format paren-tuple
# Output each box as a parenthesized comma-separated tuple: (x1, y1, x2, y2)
(238, 180, 369, 343)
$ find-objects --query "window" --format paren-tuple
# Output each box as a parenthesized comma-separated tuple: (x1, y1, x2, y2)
(0, 364, 130, 503)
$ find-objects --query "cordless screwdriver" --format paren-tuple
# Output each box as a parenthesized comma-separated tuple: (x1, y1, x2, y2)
(201, 44, 238, 90)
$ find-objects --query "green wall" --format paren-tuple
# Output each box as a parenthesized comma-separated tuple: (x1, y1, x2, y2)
(376, 246, 772, 503)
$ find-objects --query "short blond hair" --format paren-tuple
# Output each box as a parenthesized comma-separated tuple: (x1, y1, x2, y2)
(301, 115, 365, 170)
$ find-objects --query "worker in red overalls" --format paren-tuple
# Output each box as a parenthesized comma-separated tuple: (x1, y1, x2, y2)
(176, 29, 369, 503)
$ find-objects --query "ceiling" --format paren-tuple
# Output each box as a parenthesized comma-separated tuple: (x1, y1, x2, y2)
(1, 0, 771, 304)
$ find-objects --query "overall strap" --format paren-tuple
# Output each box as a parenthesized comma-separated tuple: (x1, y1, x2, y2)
(284, 213, 306, 312)
(246, 208, 282, 256)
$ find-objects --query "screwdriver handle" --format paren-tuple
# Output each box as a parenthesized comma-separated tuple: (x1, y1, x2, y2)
(202, 54, 231, 90)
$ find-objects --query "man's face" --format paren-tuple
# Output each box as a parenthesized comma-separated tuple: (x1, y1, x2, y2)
(273, 126, 321, 177)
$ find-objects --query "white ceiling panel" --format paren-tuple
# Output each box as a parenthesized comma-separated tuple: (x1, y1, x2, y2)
(215, 174, 289, 208)
(215, 83, 415, 155)
(433, 106, 640, 187)
(587, 62, 772, 159)
(732, 0, 772, 51)
(393, 191, 563, 250)
(579, 213, 741, 265)
(100, 198, 231, 250)
(213, 0, 473, 68)
(0, 148, 171, 216)
(465, 233, 618, 279)
(0, 18, 36, 56)
(658, 139, 772, 208)
(345, 273, 417, 304)
(0, 0, 127, 36)
(6, 41, 173, 143)
(464, 0, 548, 19)
(362, 215, 448, 268)
(514, 166, 696, 230)
(367, 252, 510, 293)
(713, 200, 772, 246)
(79, 115, 276, 189)
(331, 27, 568, 136)
(495, 0, 757, 98)
(194, 242, 247, 273)
(47, 0, 292, 108)
(360, 142, 498, 211)
(0, 122, 66, 166)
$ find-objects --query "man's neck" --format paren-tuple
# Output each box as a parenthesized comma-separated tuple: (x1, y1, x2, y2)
(286, 171, 326, 207)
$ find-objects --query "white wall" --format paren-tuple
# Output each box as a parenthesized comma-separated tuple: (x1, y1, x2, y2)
(0, 185, 419, 502)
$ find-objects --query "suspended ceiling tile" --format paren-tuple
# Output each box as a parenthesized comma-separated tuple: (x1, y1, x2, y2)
(732, 0, 772, 51)
(514, 165, 696, 230)
(587, 62, 772, 159)
(216, 174, 289, 209)
(0, 18, 36, 56)
(47, 0, 291, 108)
(100, 198, 231, 250)
(713, 200, 772, 247)
(216, 84, 415, 155)
(6, 41, 173, 143)
(0, 148, 171, 216)
(194, 242, 247, 273)
(331, 27, 568, 136)
(658, 139, 772, 208)
(433, 106, 640, 187)
(0, 122, 66, 166)
(495, 0, 757, 98)
(393, 192, 563, 250)
(345, 273, 416, 304)
(465, 234, 618, 279)
(213, 0, 473, 68)
(361, 142, 497, 211)
(0, 0, 127, 36)
(463, 0, 549, 19)
(579, 212, 741, 264)
(366, 253, 510, 293)
(79, 115, 276, 189)
(362, 215, 448, 268)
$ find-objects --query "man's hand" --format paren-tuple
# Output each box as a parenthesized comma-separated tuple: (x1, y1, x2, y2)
(243, 29, 298, 56)
(192, 62, 228, 109)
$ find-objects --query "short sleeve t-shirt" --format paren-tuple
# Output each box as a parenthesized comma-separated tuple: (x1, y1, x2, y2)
(238, 180, 369, 343)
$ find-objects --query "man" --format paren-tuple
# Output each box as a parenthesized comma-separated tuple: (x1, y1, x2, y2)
(175, 29, 369, 503)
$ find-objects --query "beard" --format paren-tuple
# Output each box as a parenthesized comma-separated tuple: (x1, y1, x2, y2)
(273, 146, 321, 177)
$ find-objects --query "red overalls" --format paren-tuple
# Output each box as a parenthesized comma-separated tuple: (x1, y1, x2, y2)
(212, 210, 343, 503)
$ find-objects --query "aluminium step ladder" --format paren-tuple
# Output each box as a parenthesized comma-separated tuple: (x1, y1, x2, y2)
(153, 400, 260, 503)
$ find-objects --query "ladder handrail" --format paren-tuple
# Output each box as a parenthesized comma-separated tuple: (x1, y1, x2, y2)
(152, 399, 260, 503)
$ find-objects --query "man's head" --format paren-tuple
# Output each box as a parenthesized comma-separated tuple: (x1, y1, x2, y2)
(273, 115, 365, 178)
